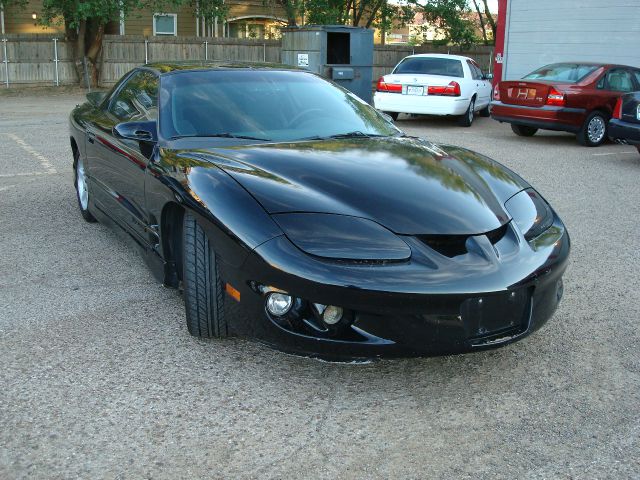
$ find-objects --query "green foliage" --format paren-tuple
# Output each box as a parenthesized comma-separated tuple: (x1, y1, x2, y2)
(304, 0, 349, 25)
(410, 0, 478, 47)
(193, 0, 228, 24)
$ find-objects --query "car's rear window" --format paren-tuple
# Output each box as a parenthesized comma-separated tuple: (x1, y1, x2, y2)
(394, 57, 464, 78)
(523, 63, 599, 83)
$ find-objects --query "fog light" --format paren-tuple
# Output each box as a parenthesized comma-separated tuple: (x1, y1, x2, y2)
(322, 305, 343, 325)
(266, 292, 293, 316)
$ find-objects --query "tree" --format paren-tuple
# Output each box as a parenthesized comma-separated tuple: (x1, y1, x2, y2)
(480, 0, 496, 39)
(30, 0, 225, 87)
(409, 0, 477, 48)
(470, 0, 487, 44)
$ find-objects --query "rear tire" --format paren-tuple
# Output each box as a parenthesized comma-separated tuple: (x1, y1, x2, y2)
(511, 124, 538, 137)
(384, 111, 399, 121)
(479, 105, 491, 117)
(577, 111, 608, 147)
(73, 150, 97, 223)
(182, 211, 227, 338)
(457, 98, 475, 127)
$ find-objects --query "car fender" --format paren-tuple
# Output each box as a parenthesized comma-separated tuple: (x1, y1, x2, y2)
(145, 151, 284, 268)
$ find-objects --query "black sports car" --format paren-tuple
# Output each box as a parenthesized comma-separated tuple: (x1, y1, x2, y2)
(609, 91, 640, 155)
(69, 62, 570, 360)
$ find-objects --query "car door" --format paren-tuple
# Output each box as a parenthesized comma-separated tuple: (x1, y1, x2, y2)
(89, 69, 159, 246)
(595, 68, 636, 112)
(468, 60, 491, 107)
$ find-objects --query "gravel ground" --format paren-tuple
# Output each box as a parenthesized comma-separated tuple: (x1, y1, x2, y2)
(1, 92, 639, 479)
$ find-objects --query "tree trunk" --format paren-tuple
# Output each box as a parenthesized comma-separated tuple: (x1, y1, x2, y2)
(73, 19, 87, 87)
(85, 20, 104, 87)
(481, 0, 496, 40)
(472, 0, 488, 45)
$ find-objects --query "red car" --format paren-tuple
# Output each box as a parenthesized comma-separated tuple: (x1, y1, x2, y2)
(491, 63, 640, 146)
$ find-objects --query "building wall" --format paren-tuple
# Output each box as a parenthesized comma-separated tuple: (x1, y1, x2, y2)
(503, 0, 640, 80)
(2, 0, 288, 38)
(3, 0, 64, 34)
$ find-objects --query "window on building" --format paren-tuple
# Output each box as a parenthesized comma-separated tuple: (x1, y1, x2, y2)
(153, 13, 177, 36)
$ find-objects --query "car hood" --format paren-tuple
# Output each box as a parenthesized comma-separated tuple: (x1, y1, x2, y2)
(180, 137, 529, 235)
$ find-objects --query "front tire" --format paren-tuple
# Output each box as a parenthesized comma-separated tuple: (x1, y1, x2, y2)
(458, 97, 475, 127)
(479, 105, 491, 117)
(511, 124, 538, 137)
(74, 151, 96, 223)
(577, 111, 608, 147)
(182, 211, 228, 338)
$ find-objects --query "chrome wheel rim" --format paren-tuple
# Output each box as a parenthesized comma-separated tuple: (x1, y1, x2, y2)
(76, 157, 88, 210)
(468, 100, 475, 123)
(587, 116, 605, 144)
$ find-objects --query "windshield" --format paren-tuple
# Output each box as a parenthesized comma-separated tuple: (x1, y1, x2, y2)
(523, 63, 599, 83)
(394, 57, 464, 77)
(159, 70, 399, 142)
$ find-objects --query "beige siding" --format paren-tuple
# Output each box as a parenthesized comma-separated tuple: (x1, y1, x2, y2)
(125, 5, 197, 37)
(4, 0, 64, 34)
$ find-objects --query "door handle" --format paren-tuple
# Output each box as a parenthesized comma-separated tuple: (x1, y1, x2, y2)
(87, 131, 95, 144)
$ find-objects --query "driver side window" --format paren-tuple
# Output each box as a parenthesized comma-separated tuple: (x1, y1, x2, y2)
(108, 70, 159, 122)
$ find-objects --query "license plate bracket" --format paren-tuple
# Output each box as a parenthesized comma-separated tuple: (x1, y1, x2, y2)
(460, 288, 531, 339)
(405, 85, 425, 96)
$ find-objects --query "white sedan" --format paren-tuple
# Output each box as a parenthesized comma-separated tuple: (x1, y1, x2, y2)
(373, 54, 493, 127)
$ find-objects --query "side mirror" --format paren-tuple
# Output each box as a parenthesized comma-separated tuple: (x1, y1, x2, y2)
(484, 73, 494, 81)
(113, 121, 158, 142)
(86, 91, 107, 107)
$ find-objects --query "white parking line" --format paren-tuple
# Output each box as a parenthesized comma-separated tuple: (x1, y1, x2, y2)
(2, 133, 57, 174)
(593, 150, 637, 156)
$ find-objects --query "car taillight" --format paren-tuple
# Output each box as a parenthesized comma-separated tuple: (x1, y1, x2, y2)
(428, 81, 461, 97)
(612, 97, 622, 119)
(376, 77, 402, 93)
(546, 87, 565, 107)
(493, 84, 500, 101)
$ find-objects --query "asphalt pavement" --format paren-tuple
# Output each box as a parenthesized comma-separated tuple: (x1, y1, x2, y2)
(1, 89, 639, 479)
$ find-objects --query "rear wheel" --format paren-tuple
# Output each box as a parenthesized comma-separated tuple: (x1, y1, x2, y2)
(182, 211, 228, 338)
(479, 105, 491, 117)
(511, 124, 538, 137)
(384, 111, 399, 121)
(74, 151, 96, 223)
(457, 97, 475, 127)
(577, 111, 608, 147)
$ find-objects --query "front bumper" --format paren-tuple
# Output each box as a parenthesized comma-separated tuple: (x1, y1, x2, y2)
(609, 118, 640, 145)
(491, 101, 586, 133)
(219, 214, 570, 360)
(374, 92, 470, 116)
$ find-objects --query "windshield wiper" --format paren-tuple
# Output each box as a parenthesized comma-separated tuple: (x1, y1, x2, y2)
(170, 133, 271, 141)
(329, 131, 387, 139)
(301, 131, 390, 141)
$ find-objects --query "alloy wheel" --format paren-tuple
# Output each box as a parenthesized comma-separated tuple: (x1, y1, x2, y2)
(76, 157, 89, 210)
(587, 115, 605, 144)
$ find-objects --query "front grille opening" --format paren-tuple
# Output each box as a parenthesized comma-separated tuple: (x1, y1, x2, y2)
(418, 223, 509, 258)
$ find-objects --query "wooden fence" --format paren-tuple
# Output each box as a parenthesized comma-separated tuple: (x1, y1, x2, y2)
(373, 44, 494, 81)
(0, 34, 493, 88)
(0, 34, 77, 87)
(100, 35, 282, 85)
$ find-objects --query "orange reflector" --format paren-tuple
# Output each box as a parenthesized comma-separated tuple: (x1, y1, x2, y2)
(225, 283, 241, 302)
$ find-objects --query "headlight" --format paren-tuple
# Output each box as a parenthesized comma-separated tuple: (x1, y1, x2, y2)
(272, 213, 411, 261)
(505, 189, 554, 241)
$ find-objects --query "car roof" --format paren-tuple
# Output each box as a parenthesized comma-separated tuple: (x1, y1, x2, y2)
(405, 54, 473, 62)
(142, 61, 302, 76)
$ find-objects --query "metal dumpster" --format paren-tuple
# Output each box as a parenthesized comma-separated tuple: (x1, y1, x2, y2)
(281, 25, 374, 104)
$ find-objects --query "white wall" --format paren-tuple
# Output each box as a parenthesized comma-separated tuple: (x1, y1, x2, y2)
(503, 0, 640, 80)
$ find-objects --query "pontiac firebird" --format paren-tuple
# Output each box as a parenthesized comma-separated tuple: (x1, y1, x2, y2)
(69, 62, 570, 360)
